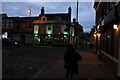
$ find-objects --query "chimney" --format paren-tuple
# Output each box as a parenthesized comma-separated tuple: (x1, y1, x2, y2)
(68, 7, 71, 15)
(73, 18, 76, 23)
(41, 7, 45, 15)
(68, 7, 71, 22)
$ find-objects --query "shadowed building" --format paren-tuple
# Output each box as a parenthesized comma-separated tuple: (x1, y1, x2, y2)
(93, 1, 120, 77)
(2, 14, 13, 39)
(2, 7, 76, 46)
(2, 7, 84, 46)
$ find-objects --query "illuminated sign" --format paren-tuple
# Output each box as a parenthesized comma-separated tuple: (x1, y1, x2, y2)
(46, 26, 53, 34)
(34, 26, 39, 34)
(63, 31, 68, 34)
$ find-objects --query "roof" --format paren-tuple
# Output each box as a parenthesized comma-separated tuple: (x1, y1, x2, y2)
(1, 14, 8, 18)
(1, 12, 71, 22)
(2, 16, 39, 22)
(39, 13, 70, 21)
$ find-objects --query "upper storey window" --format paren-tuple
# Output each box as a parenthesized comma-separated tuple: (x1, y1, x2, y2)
(55, 16, 61, 21)
(41, 16, 47, 21)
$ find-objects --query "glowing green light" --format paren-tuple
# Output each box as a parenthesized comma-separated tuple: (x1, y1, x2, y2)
(47, 30, 52, 34)
(34, 31, 38, 34)
(48, 35, 51, 37)
(107, 35, 110, 38)
(34, 35, 38, 40)
(34, 37, 38, 40)
(64, 35, 67, 37)
(74, 37, 76, 43)
(63, 31, 68, 34)
(72, 33, 74, 36)
(34, 26, 39, 34)
(35, 34, 38, 37)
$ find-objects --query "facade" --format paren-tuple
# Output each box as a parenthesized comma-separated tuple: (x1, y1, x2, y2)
(94, 1, 120, 77)
(71, 21, 83, 49)
(12, 17, 38, 44)
(2, 7, 83, 46)
(2, 14, 13, 39)
(2, 14, 38, 44)
(33, 7, 72, 46)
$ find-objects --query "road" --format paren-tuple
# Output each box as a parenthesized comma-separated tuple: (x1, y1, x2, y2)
(2, 46, 66, 79)
(2, 45, 117, 80)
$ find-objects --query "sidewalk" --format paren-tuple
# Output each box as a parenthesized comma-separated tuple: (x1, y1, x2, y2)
(33, 47, 116, 80)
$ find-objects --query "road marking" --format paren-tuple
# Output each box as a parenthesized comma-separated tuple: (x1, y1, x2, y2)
(31, 68, 46, 79)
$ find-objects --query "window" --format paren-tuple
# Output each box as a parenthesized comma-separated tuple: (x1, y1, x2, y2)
(29, 26, 32, 28)
(42, 18, 46, 21)
(3, 22, 6, 24)
(16, 26, 19, 30)
(9, 21, 11, 23)
(53, 26, 61, 34)
(9, 24, 11, 27)
(55, 16, 61, 21)
(41, 16, 47, 21)
(4, 24, 6, 27)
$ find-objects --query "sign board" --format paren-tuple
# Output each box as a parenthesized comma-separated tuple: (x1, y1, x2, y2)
(34, 26, 39, 34)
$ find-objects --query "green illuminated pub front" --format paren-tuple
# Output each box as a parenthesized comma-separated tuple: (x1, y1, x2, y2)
(33, 23, 69, 46)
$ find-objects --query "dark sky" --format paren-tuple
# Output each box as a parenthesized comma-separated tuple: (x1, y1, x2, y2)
(2, 2, 95, 32)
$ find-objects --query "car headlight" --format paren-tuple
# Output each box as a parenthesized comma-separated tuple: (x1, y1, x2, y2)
(14, 42, 18, 44)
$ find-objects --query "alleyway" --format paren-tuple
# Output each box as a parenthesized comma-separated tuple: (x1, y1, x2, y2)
(34, 46, 116, 80)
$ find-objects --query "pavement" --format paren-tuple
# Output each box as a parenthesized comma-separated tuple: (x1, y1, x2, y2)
(32, 47, 116, 80)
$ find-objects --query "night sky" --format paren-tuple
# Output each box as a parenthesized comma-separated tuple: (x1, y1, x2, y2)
(2, 1, 95, 32)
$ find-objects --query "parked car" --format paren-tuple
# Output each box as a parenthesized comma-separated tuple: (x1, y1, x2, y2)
(2, 38, 20, 47)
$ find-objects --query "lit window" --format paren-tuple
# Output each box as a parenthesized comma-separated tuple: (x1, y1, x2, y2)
(41, 16, 47, 21)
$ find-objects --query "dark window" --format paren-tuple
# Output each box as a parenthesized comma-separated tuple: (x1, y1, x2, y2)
(29, 26, 32, 28)
(9, 21, 11, 23)
(9, 24, 11, 27)
(55, 16, 61, 21)
(16, 26, 19, 30)
(110, 27, 114, 56)
(53, 26, 61, 34)
(4, 22, 6, 24)
(4, 24, 6, 27)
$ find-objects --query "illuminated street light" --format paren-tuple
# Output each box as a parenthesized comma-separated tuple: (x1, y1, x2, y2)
(28, 9, 31, 17)
(113, 24, 118, 29)
(94, 34, 97, 37)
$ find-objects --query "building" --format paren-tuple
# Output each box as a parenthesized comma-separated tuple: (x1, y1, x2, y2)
(12, 17, 38, 44)
(33, 7, 71, 46)
(2, 7, 82, 46)
(71, 19, 83, 49)
(2, 14, 13, 39)
(93, 1, 120, 77)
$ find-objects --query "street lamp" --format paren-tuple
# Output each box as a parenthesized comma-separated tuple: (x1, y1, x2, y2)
(28, 9, 31, 17)
(113, 24, 118, 29)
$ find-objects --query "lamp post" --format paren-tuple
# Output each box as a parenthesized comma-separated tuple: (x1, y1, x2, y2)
(28, 9, 31, 17)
